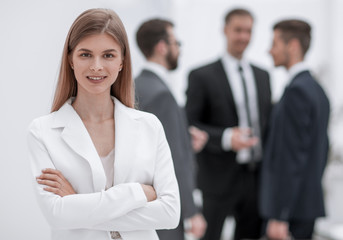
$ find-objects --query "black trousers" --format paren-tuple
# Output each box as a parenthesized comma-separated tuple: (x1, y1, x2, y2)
(201, 164, 262, 240)
(262, 219, 315, 239)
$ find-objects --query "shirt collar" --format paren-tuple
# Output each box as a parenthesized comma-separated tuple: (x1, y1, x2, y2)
(287, 61, 309, 85)
(143, 61, 169, 85)
(222, 51, 248, 70)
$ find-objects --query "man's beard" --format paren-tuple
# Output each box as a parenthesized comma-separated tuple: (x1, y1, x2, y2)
(166, 50, 178, 70)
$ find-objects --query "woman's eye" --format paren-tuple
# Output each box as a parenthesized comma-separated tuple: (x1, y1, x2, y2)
(80, 53, 91, 57)
(104, 53, 114, 58)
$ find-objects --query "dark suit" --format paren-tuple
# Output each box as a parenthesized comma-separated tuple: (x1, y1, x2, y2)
(186, 59, 271, 240)
(135, 69, 198, 240)
(259, 70, 330, 238)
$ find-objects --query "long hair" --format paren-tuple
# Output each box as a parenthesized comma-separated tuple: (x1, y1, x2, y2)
(51, 8, 134, 112)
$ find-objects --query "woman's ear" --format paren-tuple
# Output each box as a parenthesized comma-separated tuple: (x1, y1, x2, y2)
(68, 55, 74, 69)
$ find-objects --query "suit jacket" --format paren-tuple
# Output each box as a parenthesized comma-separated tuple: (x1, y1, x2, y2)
(27, 97, 180, 240)
(259, 70, 330, 221)
(186, 59, 272, 196)
(135, 69, 198, 240)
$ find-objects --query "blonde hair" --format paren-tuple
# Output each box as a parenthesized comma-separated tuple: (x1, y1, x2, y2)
(51, 8, 134, 112)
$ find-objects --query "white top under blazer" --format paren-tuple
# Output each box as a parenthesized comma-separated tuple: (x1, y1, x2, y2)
(27, 97, 180, 240)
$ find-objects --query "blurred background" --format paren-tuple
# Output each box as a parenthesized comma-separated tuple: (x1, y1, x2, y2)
(1, 0, 342, 239)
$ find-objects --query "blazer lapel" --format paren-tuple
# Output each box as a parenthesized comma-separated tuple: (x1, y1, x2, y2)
(252, 66, 266, 129)
(113, 98, 139, 184)
(52, 100, 106, 192)
(217, 59, 238, 117)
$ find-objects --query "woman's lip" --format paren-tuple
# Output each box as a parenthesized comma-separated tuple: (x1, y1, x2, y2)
(87, 76, 106, 80)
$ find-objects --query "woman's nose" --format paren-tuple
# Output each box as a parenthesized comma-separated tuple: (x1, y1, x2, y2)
(90, 58, 103, 71)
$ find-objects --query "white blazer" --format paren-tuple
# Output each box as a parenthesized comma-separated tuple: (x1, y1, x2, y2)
(27, 97, 180, 240)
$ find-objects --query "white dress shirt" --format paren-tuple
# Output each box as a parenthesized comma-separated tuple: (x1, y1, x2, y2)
(221, 52, 262, 163)
(100, 149, 122, 239)
(100, 149, 115, 190)
(143, 61, 169, 87)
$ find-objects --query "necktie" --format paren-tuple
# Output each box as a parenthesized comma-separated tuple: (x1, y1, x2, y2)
(238, 65, 252, 128)
(238, 64, 256, 170)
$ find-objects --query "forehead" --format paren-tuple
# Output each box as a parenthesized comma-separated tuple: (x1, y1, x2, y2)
(227, 15, 253, 28)
(166, 26, 176, 38)
(273, 29, 283, 40)
(76, 33, 120, 50)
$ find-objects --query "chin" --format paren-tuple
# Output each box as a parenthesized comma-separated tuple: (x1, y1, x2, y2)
(274, 62, 284, 67)
(272, 59, 281, 67)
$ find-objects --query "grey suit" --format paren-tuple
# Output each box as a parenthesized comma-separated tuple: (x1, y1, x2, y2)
(135, 69, 198, 240)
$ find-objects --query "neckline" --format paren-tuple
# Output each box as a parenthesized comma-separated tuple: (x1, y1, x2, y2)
(100, 148, 114, 159)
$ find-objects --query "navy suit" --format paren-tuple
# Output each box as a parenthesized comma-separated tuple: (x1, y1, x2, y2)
(259, 70, 330, 238)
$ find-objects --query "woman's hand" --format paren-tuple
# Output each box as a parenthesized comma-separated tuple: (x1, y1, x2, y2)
(36, 168, 76, 197)
(140, 184, 157, 202)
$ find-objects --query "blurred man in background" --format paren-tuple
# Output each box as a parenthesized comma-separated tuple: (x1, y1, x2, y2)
(135, 19, 208, 240)
(186, 8, 272, 240)
(260, 19, 330, 239)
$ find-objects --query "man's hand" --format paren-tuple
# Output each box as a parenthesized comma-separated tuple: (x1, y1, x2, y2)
(189, 126, 208, 153)
(185, 213, 207, 239)
(267, 219, 290, 240)
(231, 127, 258, 151)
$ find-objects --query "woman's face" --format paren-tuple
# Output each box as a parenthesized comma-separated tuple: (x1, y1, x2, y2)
(70, 33, 123, 96)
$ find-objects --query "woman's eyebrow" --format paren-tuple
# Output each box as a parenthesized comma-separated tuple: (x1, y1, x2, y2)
(77, 48, 118, 53)
(77, 48, 92, 52)
(103, 49, 118, 53)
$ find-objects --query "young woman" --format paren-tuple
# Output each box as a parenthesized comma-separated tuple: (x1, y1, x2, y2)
(28, 8, 180, 240)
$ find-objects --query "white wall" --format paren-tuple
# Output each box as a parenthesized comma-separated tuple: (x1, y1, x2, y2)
(0, 0, 341, 239)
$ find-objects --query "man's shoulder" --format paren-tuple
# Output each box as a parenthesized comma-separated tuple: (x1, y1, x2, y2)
(191, 59, 221, 71)
(135, 69, 159, 82)
(250, 63, 269, 76)
(135, 70, 174, 109)
(135, 70, 165, 91)
(189, 59, 222, 77)
(290, 71, 315, 89)
(291, 71, 328, 98)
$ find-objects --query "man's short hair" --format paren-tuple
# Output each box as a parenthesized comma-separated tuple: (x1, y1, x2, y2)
(224, 8, 254, 24)
(273, 19, 311, 56)
(136, 19, 173, 58)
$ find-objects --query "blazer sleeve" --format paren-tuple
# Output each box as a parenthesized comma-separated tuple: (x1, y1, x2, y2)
(186, 69, 227, 153)
(27, 118, 180, 230)
(91, 119, 181, 231)
(269, 86, 313, 220)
